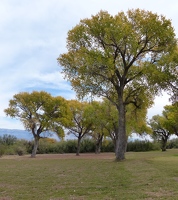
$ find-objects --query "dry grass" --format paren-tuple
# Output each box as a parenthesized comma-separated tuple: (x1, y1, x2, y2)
(1, 150, 178, 199)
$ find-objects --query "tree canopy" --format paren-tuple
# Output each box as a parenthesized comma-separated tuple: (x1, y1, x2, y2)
(162, 103, 178, 136)
(149, 102, 178, 151)
(66, 100, 94, 155)
(58, 9, 177, 160)
(4, 91, 71, 157)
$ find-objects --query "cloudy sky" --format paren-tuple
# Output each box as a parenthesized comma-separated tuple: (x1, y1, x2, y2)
(0, 0, 177, 129)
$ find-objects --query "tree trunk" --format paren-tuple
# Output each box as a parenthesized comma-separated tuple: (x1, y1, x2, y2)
(115, 97, 127, 161)
(76, 137, 81, 156)
(31, 137, 39, 158)
(161, 138, 167, 151)
(95, 135, 103, 154)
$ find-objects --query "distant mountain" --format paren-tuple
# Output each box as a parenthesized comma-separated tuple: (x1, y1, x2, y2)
(0, 128, 65, 141)
(0, 128, 152, 142)
(0, 128, 33, 140)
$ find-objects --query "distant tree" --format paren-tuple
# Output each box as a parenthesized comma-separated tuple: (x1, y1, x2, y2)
(86, 101, 108, 154)
(0, 134, 17, 146)
(58, 9, 177, 160)
(4, 91, 71, 157)
(164, 48, 178, 103)
(66, 100, 94, 155)
(163, 103, 178, 136)
(149, 106, 177, 151)
(98, 98, 151, 152)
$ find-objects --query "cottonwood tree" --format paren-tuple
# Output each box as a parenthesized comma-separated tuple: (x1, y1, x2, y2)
(162, 48, 178, 103)
(149, 103, 178, 151)
(58, 9, 177, 160)
(86, 101, 109, 154)
(163, 103, 178, 136)
(100, 98, 151, 152)
(66, 100, 94, 155)
(149, 113, 174, 151)
(4, 91, 71, 157)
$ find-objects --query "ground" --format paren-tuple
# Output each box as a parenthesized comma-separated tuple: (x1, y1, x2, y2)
(1, 152, 115, 160)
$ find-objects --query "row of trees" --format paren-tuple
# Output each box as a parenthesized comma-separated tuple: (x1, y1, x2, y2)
(4, 91, 150, 157)
(0, 136, 162, 157)
(4, 90, 178, 157)
(4, 9, 178, 160)
(58, 9, 178, 160)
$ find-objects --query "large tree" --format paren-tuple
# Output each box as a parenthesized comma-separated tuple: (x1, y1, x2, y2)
(4, 91, 71, 157)
(58, 9, 177, 160)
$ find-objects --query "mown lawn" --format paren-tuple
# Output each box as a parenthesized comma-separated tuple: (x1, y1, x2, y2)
(1, 150, 178, 200)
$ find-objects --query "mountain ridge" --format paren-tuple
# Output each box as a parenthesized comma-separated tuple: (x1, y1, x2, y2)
(0, 128, 33, 140)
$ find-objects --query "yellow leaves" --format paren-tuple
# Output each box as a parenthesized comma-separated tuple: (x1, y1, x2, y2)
(40, 138, 57, 144)
(58, 8, 177, 145)
(4, 91, 72, 139)
(150, 103, 178, 137)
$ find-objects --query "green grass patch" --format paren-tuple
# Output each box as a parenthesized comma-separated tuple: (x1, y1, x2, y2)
(1, 150, 178, 199)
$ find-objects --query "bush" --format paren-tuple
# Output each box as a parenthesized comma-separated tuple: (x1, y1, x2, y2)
(15, 145, 27, 156)
(127, 140, 160, 152)
(0, 145, 5, 157)
(167, 138, 178, 149)
(54, 141, 67, 154)
(64, 140, 77, 153)
(80, 139, 95, 153)
(0, 134, 17, 145)
(101, 139, 115, 152)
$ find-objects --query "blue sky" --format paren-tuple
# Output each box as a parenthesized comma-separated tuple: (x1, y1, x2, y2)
(0, 0, 177, 129)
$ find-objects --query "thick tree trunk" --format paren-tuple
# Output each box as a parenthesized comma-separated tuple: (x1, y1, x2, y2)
(31, 137, 39, 158)
(115, 97, 127, 161)
(76, 137, 81, 156)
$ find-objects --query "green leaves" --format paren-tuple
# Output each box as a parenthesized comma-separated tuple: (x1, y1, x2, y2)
(149, 103, 178, 142)
(58, 8, 177, 104)
(4, 91, 71, 139)
(58, 9, 177, 160)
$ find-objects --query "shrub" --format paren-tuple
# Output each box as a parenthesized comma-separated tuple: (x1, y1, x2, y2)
(64, 140, 77, 153)
(80, 139, 95, 153)
(15, 145, 27, 156)
(5, 146, 16, 155)
(167, 138, 178, 149)
(0, 145, 5, 157)
(101, 139, 115, 152)
(54, 141, 66, 154)
(127, 140, 160, 152)
(0, 134, 17, 145)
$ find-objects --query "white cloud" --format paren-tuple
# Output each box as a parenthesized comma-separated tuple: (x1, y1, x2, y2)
(147, 93, 171, 120)
(0, 0, 177, 129)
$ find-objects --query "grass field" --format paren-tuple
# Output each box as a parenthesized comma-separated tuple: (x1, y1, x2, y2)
(1, 150, 178, 200)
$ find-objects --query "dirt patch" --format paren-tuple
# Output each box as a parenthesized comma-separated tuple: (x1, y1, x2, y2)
(145, 189, 175, 199)
(35, 153, 115, 160)
(1, 153, 115, 160)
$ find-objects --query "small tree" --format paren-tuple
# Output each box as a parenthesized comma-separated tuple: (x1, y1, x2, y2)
(163, 103, 178, 136)
(98, 98, 151, 152)
(4, 91, 71, 157)
(87, 101, 107, 154)
(66, 100, 93, 155)
(149, 112, 175, 151)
